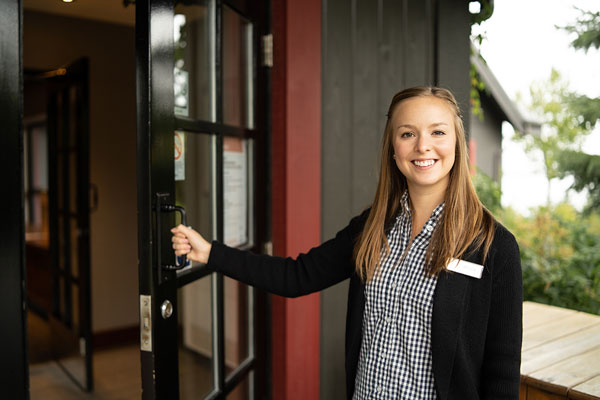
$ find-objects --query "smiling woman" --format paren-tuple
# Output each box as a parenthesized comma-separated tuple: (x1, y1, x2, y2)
(172, 86, 523, 400)
(391, 96, 457, 204)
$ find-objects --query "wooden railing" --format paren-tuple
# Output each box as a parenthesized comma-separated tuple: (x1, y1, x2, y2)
(521, 301, 600, 399)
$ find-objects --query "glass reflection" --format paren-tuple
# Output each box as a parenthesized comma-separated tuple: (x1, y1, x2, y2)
(223, 6, 253, 128)
(174, 0, 216, 121)
(176, 132, 216, 398)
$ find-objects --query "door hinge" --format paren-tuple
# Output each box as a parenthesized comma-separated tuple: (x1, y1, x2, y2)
(262, 34, 273, 67)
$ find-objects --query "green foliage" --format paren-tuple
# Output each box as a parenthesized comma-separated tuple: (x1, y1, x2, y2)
(565, 93, 600, 130)
(472, 168, 501, 213)
(558, 8, 600, 52)
(513, 69, 590, 202)
(500, 204, 600, 314)
(470, 63, 486, 121)
(557, 151, 600, 212)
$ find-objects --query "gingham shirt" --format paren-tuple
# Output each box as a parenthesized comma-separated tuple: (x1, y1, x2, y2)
(353, 192, 444, 399)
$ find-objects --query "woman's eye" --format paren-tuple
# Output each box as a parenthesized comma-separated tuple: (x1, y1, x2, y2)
(400, 131, 415, 138)
(432, 130, 445, 136)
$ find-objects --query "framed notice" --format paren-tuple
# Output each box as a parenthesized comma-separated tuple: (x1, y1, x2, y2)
(223, 137, 249, 247)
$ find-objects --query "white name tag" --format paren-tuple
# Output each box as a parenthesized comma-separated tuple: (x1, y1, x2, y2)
(447, 258, 484, 279)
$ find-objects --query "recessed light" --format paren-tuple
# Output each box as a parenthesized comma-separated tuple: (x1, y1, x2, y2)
(63, 0, 75, 3)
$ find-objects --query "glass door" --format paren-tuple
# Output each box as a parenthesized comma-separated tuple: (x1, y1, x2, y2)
(136, 0, 268, 398)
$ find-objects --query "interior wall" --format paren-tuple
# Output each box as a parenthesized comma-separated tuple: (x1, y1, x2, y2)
(24, 10, 138, 333)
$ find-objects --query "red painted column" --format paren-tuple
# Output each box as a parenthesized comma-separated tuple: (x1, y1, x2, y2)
(271, 0, 322, 398)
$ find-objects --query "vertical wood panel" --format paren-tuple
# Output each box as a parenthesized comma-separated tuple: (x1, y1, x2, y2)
(436, 0, 471, 136)
(405, 0, 435, 87)
(320, 0, 355, 398)
(378, 0, 404, 136)
(322, 0, 353, 234)
(352, 0, 379, 209)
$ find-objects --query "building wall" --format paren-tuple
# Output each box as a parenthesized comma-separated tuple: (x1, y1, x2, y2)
(24, 10, 138, 333)
(320, 0, 471, 398)
(470, 93, 504, 181)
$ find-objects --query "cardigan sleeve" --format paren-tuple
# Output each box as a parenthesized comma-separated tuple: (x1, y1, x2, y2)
(480, 225, 523, 399)
(206, 210, 368, 298)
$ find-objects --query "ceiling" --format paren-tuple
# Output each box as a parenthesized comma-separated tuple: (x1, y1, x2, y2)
(24, 0, 135, 26)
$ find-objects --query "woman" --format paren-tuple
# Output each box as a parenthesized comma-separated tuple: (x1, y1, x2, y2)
(172, 86, 522, 399)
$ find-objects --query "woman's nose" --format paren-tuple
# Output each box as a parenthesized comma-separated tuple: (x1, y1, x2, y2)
(415, 134, 431, 153)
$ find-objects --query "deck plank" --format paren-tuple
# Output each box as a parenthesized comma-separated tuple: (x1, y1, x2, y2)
(522, 302, 578, 330)
(526, 346, 600, 396)
(522, 312, 600, 351)
(570, 375, 600, 400)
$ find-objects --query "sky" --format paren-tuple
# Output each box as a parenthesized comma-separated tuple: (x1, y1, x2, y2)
(471, 0, 600, 214)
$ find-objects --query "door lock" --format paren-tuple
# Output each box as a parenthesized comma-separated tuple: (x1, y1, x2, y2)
(161, 300, 173, 319)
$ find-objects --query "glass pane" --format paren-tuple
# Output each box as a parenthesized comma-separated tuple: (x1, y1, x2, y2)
(179, 276, 214, 399)
(176, 132, 216, 398)
(225, 277, 250, 376)
(70, 152, 77, 214)
(69, 86, 78, 148)
(223, 137, 253, 248)
(175, 132, 216, 251)
(71, 217, 79, 279)
(223, 5, 253, 128)
(174, 0, 216, 121)
(227, 371, 252, 400)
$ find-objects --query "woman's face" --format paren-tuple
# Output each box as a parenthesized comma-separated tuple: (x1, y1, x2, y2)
(391, 96, 457, 196)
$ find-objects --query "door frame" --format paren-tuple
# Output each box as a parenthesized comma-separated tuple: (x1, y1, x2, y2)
(0, 0, 28, 398)
(136, 0, 271, 398)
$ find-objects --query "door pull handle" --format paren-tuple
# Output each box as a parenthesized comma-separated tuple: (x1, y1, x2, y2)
(154, 193, 190, 279)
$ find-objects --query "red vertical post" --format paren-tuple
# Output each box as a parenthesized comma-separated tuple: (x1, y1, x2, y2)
(271, 0, 322, 398)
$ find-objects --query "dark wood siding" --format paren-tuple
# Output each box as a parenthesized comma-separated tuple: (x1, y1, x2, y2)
(320, 1, 471, 398)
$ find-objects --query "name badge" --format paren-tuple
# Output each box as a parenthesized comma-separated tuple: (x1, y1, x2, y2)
(447, 258, 484, 279)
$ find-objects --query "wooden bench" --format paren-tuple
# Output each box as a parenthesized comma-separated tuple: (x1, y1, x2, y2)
(521, 301, 600, 399)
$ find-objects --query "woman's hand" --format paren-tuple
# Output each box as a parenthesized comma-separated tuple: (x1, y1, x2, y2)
(171, 225, 212, 264)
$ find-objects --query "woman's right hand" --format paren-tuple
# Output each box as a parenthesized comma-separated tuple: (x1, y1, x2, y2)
(171, 225, 212, 264)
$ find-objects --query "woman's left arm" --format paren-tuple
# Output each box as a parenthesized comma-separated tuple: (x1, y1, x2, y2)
(481, 228, 523, 399)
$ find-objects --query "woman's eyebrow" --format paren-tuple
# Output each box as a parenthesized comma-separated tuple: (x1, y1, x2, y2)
(395, 122, 448, 129)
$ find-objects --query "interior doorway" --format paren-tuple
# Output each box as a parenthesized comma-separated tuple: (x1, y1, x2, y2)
(23, 2, 141, 398)
(21, 0, 269, 398)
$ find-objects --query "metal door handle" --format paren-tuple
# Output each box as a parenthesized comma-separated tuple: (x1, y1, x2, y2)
(154, 193, 189, 277)
(161, 204, 189, 270)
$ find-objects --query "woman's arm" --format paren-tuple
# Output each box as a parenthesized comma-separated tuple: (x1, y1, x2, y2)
(171, 211, 368, 297)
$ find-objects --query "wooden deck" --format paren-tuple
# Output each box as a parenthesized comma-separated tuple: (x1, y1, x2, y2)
(521, 301, 600, 400)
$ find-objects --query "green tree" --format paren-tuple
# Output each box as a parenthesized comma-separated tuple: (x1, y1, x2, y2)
(514, 69, 590, 204)
(554, 8, 600, 211)
(472, 168, 502, 214)
(560, 8, 600, 52)
(557, 151, 600, 212)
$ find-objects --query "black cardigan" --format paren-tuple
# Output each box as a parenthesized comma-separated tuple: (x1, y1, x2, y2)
(207, 210, 523, 399)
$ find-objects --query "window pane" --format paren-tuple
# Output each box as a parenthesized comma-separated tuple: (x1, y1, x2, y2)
(223, 137, 254, 248)
(174, 0, 216, 122)
(179, 275, 214, 399)
(225, 277, 251, 377)
(223, 6, 253, 128)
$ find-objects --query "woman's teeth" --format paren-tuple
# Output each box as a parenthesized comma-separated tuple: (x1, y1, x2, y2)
(413, 160, 435, 167)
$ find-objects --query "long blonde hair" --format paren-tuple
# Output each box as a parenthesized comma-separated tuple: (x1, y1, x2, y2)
(353, 86, 495, 281)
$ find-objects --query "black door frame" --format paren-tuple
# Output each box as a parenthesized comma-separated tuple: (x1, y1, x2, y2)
(136, 0, 271, 398)
(0, 0, 28, 398)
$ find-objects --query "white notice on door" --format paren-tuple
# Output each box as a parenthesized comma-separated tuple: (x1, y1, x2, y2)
(174, 131, 185, 181)
(223, 137, 247, 247)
